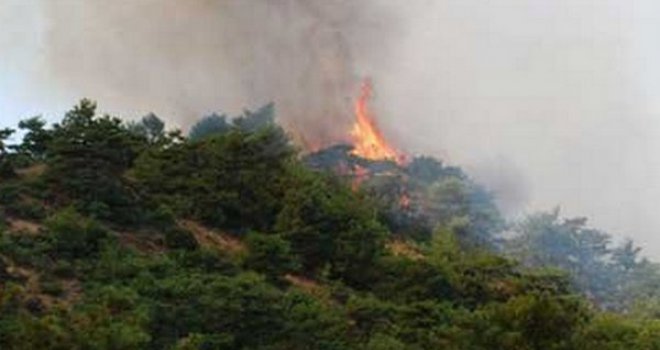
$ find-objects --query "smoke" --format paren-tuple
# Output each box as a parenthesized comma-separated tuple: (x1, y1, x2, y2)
(34, 0, 399, 148)
(4, 1, 660, 256)
(371, 0, 660, 256)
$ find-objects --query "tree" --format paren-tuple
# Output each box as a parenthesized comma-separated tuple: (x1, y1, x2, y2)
(46, 207, 108, 259)
(233, 103, 275, 132)
(45, 100, 145, 223)
(275, 168, 387, 286)
(188, 113, 230, 141)
(134, 125, 294, 230)
(16, 117, 51, 161)
(506, 210, 646, 309)
(0, 128, 15, 178)
(406, 156, 465, 186)
(473, 293, 589, 349)
(244, 232, 298, 281)
(426, 177, 504, 247)
(128, 113, 166, 144)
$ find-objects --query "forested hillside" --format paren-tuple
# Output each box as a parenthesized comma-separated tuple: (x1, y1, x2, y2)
(1, 100, 660, 349)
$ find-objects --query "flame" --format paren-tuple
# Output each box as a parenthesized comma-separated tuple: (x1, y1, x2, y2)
(350, 79, 405, 164)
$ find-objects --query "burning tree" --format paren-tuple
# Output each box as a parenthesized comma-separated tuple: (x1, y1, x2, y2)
(349, 79, 406, 165)
(304, 79, 504, 245)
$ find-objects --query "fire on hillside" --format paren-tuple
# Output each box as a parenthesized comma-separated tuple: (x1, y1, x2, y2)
(303, 78, 411, 209)
(349, 79, 406, 165)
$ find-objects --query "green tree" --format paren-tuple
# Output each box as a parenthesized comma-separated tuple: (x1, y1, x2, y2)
(244, 232, 298, 281)
(426, 177, 503, 246)
(128, 113, 166, 144)
(0, 127, 15, 178)
(188, 113, 230, 141)
(46, 207, 108, 259)
(45, 100, 145, 223)
(233, 103, 275, 132)
(507, 210, 641, 309)
(473, 293, 589, 350)
(134, 125, 294, 230)
(16, 117, 51, 161)
(276, 168, 387, 286)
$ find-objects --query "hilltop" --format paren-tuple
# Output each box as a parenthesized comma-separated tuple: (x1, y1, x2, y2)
(1, 100, 660, 349)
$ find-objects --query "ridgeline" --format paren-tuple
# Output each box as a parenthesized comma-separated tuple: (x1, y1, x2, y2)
(1, 100, 660, 349)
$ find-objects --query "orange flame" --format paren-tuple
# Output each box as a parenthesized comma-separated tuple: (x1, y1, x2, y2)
(350, 79, 405, 164)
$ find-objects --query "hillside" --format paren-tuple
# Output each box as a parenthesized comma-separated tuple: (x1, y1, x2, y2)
(1, 101, 660, 349)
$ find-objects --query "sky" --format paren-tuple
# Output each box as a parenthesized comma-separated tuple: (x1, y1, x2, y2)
(3, 0, 660, 256)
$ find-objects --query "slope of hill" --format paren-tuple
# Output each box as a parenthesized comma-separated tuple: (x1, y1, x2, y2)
(1, 101, 660, 349)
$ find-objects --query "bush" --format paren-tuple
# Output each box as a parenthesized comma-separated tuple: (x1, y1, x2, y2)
(0, 183, 19, 205)
(52, 260, 75, 278)
(10, 201, 46, 221)
(244, 232, 298, 280)
(0, 209, 6, 229)
(46, 207, 109, 259)
(40, 276, 64, 297)
(164, 227, 198, 251)
(0, 234, 54, 269)
(0, 183, 47, 220)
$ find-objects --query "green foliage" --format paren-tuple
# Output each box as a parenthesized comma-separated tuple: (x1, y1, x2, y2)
(0, 128, 14, 155)
(45, 100, 146, 224)
(507, 209, 650, 310)
(407, 156, 464, 186)
(573, 314, 660, 349)
(364, 334, 407, 350)
(127, 113, 165, 144)
(359, 154, 504, 245)
(134, 271, 349, 349)
(188, 103, 275, 141)
(426, 177, 504, 246)
(233, 102, 276, 132)
(163, 227, 198, 251)
(0, 182, 47, 220)
(71, 286, 151, 349)
(471, 293, 590, 350)
(16, 117, 51, 161)
(46, 207, 108, 260)
(188, 112, 230, 141)
(244, 232, 298, 280)
(0, 127, 16, 178)
(134, 125, 294, 230)
(275, 168, 387, 286)
(0, 231, 54, 269)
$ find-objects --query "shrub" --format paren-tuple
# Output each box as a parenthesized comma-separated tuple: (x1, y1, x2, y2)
(164, 227, 198, 251)
(40, 276, 64, 297)
(244, 232, 298, 280)
(46, 207, 109, 259)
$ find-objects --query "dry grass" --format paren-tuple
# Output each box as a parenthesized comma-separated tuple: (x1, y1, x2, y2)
(6, 218, 43, 235)
(387, 239, 425, 261)
(284, 274, 332, 300)
(15, 164, 47, 179)
(116, 230, 168, 254)
(178, 220, 246, 255)
(2, 253, 83, 310)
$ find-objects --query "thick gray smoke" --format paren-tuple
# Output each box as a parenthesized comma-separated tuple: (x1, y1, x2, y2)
(37, 0, 399, 147)
(3, 1, 660, 256)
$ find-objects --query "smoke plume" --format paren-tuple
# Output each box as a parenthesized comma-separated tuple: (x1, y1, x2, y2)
(37, 0, 399, 148)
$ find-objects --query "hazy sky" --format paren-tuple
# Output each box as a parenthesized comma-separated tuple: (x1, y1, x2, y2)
(3, 1, 660, 256)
